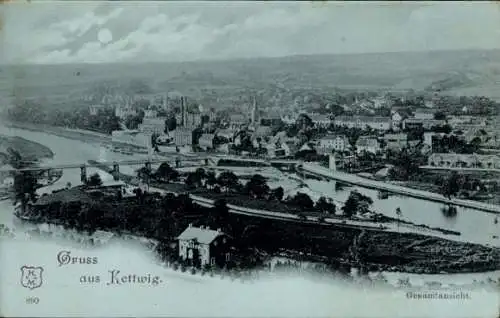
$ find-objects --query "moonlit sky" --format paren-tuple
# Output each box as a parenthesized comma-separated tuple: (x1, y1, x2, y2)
(1, 1, 500, 64)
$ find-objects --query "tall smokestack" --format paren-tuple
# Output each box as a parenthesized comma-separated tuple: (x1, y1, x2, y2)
(252, 95, 258, 125)
(180, 96, 184, 127)
(182, 96, 187, 127)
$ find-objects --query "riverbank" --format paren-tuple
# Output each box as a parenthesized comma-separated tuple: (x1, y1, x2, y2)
(0, 135, 54, 162)
(7, 119, 500, 214)
(301, 163, 500, 214)
(20, 179, 500, 275)
(3, 120, 147, 153)
(3, 224, 498, 292)
(89, 160, 463, 239)
(1, 231, 497, 318)
(390, 180, 500, 206)
(3, 120, 112, 145)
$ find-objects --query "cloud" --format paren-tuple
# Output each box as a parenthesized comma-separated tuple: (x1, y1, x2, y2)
(3, 1, 500, 64)
(49, 8, 124, 38)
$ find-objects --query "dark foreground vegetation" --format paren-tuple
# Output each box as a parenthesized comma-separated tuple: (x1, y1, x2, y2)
(9, 149, 499, 275)
(17, 177, 500, 275)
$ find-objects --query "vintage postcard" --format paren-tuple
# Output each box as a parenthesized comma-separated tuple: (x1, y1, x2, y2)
(0, 1, 499, 317)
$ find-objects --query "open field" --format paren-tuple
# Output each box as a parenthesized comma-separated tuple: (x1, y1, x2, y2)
(2, 49, 500, 106)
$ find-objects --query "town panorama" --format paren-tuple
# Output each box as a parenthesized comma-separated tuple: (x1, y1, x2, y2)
(0, 1, 499, 317)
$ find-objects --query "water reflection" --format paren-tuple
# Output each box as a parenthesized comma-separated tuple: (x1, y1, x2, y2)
(305, 179, 500, 246)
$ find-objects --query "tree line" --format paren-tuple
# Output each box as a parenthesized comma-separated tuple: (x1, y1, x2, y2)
(143, 163, 375, 218)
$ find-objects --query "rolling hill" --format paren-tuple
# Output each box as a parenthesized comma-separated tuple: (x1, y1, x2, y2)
(1, 49, 500, 104)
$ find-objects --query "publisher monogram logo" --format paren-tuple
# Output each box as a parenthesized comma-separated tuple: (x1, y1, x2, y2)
(20, 266, 44, 290)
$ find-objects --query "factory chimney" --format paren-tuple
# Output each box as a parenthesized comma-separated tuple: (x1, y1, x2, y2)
(181, 96, 188, 127)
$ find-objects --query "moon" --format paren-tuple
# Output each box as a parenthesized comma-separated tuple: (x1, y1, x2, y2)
(97, 28, 113, 44)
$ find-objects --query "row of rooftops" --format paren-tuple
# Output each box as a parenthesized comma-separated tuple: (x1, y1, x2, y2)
(210, 104, 450, 128)
(333, 116, 392, 123)
(319, 132, 407, 140)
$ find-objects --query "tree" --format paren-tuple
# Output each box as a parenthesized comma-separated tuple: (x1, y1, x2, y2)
(407, 126, 425, 142)
(13, 171, 38, 206)
(287, 192, 315, 211)
(137, 167, 152, 180)
(470, 137, 482, 149)
(205, 171, 217, 189)
(395, 207, 402, 218)
(315, 196, 336, 214)
(395, 207, 402, 232)
(86, 173, 103, 187)
(441, 171, 461, 199)
(388, 149, 423, 181)
(156, 163, 179, 182)
(270, 186, 284, 201)
(433, 111, 447, 120)
(124, 115, 143, 130)
(133, 187, 145, 204)
(176, 194, 194, 215)
(217, 171, 240, 192)
(209, 198, 230, 228)
(101, 114, 122, 134)
(432, 124, 452, 134)
(165, 116, 177, 133)
(295, 114, 313, 129)
(194, 168, 206, 180)
(245, 174, 269, 199)
(342, 191, 373, 218)
(295, 149, 318, 160)
(192, 128, 204, 146)
(185, 172, 201, 189)
(151, 133, 159, 149)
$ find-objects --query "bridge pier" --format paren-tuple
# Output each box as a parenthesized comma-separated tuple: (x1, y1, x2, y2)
(80, 165, 87, 183)
(44, 168, 51, 180)
(175, 157, 181, 168)
(112, 163, 120, 181)
(145, 162, 152, 171)
(329, 153, 337, 172)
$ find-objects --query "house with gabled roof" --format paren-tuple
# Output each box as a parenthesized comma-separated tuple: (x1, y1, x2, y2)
(355, 136, 381, 154)
(177, 224, 232, 267)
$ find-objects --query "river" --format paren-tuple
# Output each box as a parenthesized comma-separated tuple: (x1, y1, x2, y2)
(0, 124, 498, 317)
(0, 124, 498, 247)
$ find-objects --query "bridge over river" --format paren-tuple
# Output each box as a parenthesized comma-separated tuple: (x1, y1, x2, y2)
(3, 150, 499, 213)
(0, 154, 301, 184)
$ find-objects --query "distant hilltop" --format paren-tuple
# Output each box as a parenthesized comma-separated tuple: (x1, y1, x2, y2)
(2, 48, 500, 101)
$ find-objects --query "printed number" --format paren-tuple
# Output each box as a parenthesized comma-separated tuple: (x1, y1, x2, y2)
(25, 297, 39, 304)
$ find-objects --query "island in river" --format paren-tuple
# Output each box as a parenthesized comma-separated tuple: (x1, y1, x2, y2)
(0, 135, 54, 163)
(15, 181, 500, 275)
